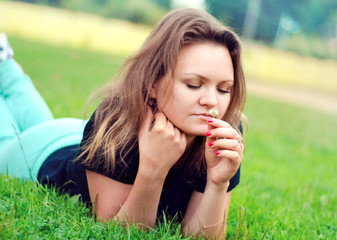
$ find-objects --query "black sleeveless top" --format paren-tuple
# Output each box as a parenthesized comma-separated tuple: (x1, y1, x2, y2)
(38, 112, 241, 222)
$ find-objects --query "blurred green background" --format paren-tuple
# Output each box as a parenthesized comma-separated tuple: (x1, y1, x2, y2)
(2, 0, 337, 59)
(1, 0, 337, 94)
(1, 0, 337, 239)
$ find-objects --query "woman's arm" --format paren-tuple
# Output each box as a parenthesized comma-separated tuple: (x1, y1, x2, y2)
(86, 169, 165, 228)
(86, 107, 187, 228)
(182, 187, 232, 239)
(182, 118, 244, 239)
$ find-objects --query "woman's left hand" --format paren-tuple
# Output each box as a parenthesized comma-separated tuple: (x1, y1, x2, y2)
(204, 118, 244, 189)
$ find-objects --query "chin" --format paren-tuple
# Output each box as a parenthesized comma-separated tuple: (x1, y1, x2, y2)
(181, 126, 208, 137)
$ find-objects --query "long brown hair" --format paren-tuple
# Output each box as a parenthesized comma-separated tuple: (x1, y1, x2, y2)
(78, 8, 246, 176)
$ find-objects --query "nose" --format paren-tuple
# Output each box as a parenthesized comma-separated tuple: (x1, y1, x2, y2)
(199, 88, 217, 107)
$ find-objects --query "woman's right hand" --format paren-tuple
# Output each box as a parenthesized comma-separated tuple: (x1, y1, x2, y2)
(138, 107, 187, 181)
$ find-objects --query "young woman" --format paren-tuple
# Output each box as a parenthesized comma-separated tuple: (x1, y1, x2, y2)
(0, 8, 246, 239)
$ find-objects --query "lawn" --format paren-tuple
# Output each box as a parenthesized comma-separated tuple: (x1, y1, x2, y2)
(1, 37, 336, 239)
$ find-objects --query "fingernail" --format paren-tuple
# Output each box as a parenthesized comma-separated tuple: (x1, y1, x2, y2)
(215, 151, 220, 155)
(206, 131, 212, 136)
(208, 141, 214, 146)
(207, 119, 213, 123)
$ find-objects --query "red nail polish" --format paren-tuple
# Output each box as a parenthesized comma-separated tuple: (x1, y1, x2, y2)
(208, 141, 214, 146)
(215, 151, 220, 155)
(207, 119, 213, 123)
(206, 131, 212, 136)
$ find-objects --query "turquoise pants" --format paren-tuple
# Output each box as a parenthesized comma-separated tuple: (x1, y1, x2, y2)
(0, 59, 86, 180)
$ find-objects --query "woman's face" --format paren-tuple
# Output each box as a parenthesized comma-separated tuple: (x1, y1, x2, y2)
(153, 43, 234, 139)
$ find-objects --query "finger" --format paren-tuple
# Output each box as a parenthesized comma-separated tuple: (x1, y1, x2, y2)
(173, 127, 180, 140)
(154, 112, 167, 122)
(205, 120, 216, 145)
(215, 150, 241, 162)
(139, 106, 154, 134)
(152, 112, 168, 131)
(211, 138, 243, 152)
(206, 127, 241, 140)
(173, 127, 187, 149)
(203, 117, 232, 128)
(166, 119, 175, 132)
(180, 131, 187, 148)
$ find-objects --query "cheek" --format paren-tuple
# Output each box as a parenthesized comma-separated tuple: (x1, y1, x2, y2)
(159, 87, 187, 112)
(155, 94, 176, 121)
(160, 98, 181, 118)
(159, 96, 188, 125)
(218, 97, 231, 117)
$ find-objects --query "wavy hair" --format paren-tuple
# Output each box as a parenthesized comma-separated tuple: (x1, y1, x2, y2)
(78, 8, 246, 176)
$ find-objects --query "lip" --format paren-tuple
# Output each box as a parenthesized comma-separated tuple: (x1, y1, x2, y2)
(195, 114, 213, 120)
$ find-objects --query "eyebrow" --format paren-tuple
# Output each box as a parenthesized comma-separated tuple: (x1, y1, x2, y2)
(182, 73, 234, 83)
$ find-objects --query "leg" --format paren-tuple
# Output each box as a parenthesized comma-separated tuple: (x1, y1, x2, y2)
(0, 59, 53, 133)
(0, 94, 21, 142)
(0, 118, 87, 180)
(0, 33, 22, 139)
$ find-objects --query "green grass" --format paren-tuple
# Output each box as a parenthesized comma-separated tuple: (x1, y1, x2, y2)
(0, 176, 186, 239)
(10, 36, 126, 119)
(1, 37, 337, 239)
(229, 97, 337, 239)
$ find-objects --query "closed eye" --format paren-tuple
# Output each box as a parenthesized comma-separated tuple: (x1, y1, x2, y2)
(218, 89, 230, 94)
(187, 84, 201, 89)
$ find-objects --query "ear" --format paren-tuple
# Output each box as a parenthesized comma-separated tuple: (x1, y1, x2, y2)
(150, 82, 158, 99)
(150, 73, 170, 99)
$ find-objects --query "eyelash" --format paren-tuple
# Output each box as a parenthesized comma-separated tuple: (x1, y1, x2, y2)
(218, 89, 230, 94)
(186, 84, 200, 89)
(186, 84, 230, 94)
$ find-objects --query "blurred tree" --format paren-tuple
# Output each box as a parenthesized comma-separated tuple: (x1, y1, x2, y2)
(16, 0, 36, 2)
(205, 0, 248, 33)
(49, 0, 60, 6)
(205, 0, 337, 43)
(285, 0, 337, 35)
(16, 0, 61, 5)
(11, 0, 337, 44)
(152, 0, 172, 9)
(243, 0, 262, 39)
(100, 0, 167, 24)
(254, 0, 282, 41)
(58, 0, 167, 25)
